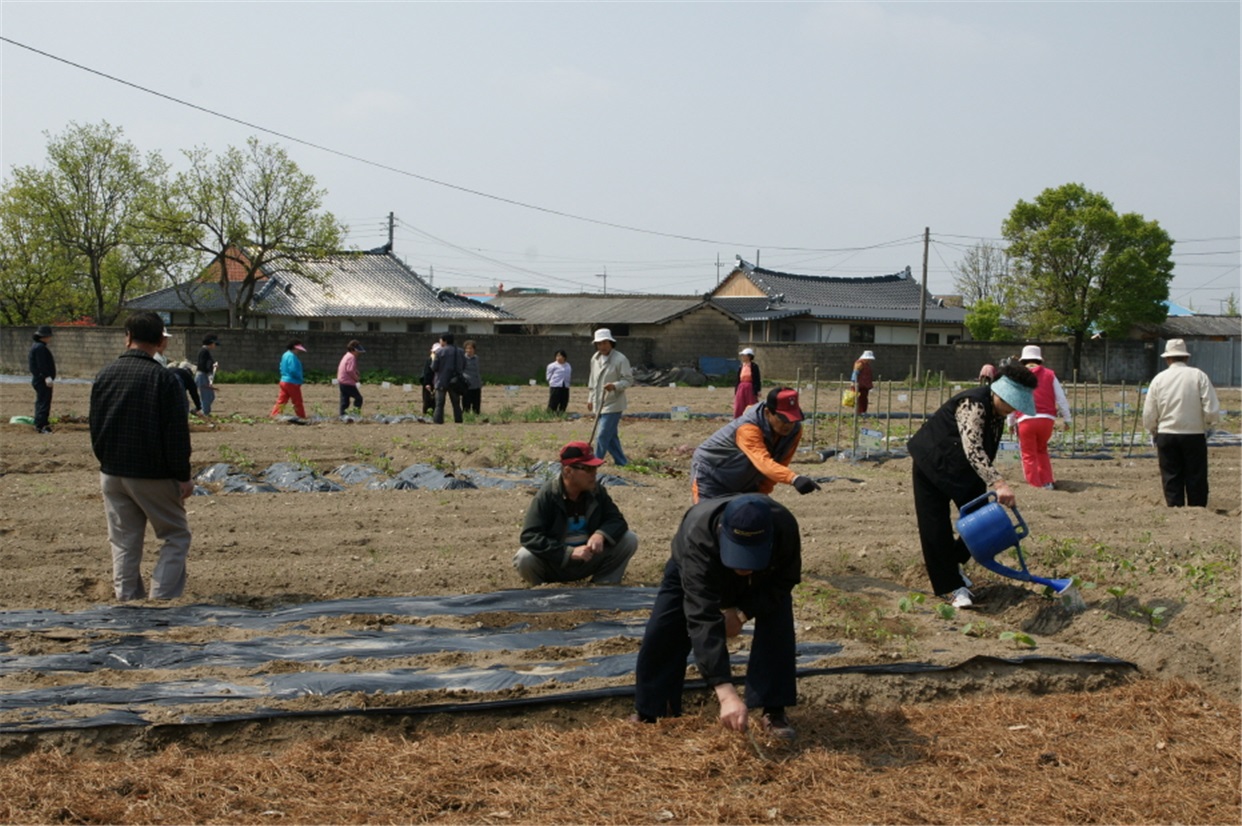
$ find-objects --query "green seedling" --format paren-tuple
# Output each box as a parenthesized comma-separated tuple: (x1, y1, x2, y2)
(284, 447, 313, 470)
(999, 631, 1036, 649)
(1106, 585, 1129, 612)
(897, 593, 926, 613)
(934, 603, 956, 621)
(218, 444, 255, 472)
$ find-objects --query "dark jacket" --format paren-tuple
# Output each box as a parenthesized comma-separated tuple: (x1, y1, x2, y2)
(906, 385, 1002, 501)
(520, 475, 629, 568)
(170, 366, 203, 412)
(28, 340, 56, 384)
(432, 344, 463, 391)
(195, 346, 216, 378)
(90, 350, 192, 482)
(734, 361, 761, 394)
(671, 495, 801, 686)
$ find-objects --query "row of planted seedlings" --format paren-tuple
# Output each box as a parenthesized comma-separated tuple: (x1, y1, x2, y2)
(788, 366, 1153, 457)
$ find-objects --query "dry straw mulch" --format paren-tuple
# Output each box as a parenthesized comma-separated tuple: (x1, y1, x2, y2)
(1, 679, 1237, 824)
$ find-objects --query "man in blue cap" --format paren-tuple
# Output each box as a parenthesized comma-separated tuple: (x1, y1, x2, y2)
(633, 493, 801, 739)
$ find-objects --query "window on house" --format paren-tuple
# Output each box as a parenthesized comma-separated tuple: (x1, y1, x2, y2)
(406, 322, 426, 334)
(367, 321, 382, 332)
(947, 334, 961, 345)
(850, 325, 875, 343)
(448, 324, 467, 335)
(925, 332, 940, 345)
(308, 320, 324, 332)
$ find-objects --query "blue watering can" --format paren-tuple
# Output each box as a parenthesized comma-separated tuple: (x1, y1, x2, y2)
(956, 492, 1074, 594)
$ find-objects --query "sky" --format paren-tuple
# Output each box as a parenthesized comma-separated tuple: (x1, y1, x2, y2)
(2, 1, 1238, 309)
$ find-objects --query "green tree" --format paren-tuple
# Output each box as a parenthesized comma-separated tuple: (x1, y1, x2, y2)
(8, 121, 169, 325)
(963, 297, 1012, 341)
(952, 240, 1010, 307)
(1002, 183, 1173, 371)
(0, 180, 80, 324)
(1223, 293, 1239, 316)
(155, 137, 345, 328)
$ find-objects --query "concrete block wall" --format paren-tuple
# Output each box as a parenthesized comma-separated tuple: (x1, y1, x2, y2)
(648, 311, 740, 367)
(0, 326, 657, 384)
(0, 325, 1164, 384)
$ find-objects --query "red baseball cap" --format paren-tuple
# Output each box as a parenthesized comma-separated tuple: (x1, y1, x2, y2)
(559, 441, 605, 467)
(766, 387, 803, 422)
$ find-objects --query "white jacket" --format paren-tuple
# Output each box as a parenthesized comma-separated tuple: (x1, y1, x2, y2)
(1142, 361, 1220, 435)
(588, 348, 632, 414)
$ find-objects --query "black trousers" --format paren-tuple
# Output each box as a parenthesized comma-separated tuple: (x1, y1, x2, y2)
(548, 386, 569, 412)
(464, 388, 481, 415)
(912, 462, 985, 596)
(634, 558, 796, 720)
(433, 388, 462, 424)
(32, 381, 52, 429)
(338, 383, 363, 415)
(1155, 433, 1209, 507)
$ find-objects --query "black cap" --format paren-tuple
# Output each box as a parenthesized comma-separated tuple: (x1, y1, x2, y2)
(717, 495, 775, 570)
(202, 334, 220, 346)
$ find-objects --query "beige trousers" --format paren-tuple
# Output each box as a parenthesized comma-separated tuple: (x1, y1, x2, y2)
(100, 473, 192, 600)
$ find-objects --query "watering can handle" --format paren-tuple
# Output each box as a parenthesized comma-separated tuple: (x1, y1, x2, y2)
(1010, 505, 1029, 540)
(959, 491, 997, 518)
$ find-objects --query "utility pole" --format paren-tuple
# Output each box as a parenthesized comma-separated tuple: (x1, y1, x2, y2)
(387, 212, 394, 252)
(915, 227, 930, 383)
(429, 264, 434, 288)
(596, 266, 608, 295)
(716, 253, 722, 286)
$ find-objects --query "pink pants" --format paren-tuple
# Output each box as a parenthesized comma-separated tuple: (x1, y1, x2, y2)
(271, 382, 307, 418)
(1018, 417, 1055, 487)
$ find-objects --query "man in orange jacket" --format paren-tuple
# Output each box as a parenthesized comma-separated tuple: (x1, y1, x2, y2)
(690, 387, 821, 502)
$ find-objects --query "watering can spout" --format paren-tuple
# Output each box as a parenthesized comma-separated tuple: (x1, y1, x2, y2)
(957, 492, 1074, 595)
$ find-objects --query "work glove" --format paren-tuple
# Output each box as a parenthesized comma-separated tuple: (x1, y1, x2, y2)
(792, 475, 821, 495)
(44, 377, 53, 387)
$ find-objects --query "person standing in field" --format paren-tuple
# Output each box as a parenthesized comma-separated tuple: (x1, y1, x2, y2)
(89, 312, 194, 601)
(850, 350, 875, 414)
(195, 335, 220, 415)
(1011, 345, 1071, 490)
(587, 328, 633, 466)
(1142, 338, 1221, 507)
(28, 324, 56, 434)
(733, 348, 761, 418)
(337, 340, 365, 417)
(546, 349, 572, 412)
(462, 339, 483, 416)
(271, 340, 308, 419)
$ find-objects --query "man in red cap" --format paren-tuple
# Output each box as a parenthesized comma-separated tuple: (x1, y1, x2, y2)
(514, 441, 639, 585)
(690, 386, 821, 501)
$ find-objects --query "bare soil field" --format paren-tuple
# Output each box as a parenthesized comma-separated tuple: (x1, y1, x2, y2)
(1, 380, 1239, 823)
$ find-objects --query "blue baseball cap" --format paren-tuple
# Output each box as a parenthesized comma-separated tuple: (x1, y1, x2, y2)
(718, 495, 775, 571)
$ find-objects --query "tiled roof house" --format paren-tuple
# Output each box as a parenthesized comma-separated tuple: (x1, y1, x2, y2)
(710, 258, 967, 346)
(491, 293, 743, 367)
(127, 248, 514, 334)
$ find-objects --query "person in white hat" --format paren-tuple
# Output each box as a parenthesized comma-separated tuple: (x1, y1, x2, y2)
(1141, 339, 1220, 507)
(733, 348, 761, 418)
(587, 328, 633, 465)
(1013, 345, 1072, 490)
(850, 350, 876, 413)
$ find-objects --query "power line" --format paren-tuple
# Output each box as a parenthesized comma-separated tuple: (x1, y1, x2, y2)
(3, 35, 925, 256)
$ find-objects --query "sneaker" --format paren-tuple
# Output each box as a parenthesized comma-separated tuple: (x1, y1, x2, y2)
(947, 586, 974, 609)
(757, 711, 797, 741)
(1043, 483, 1055, 490)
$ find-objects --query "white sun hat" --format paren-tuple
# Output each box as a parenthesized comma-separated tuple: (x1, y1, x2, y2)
(859, 350, 875, 360)
(739, 347, 755, 357)
(592, 328, 616, 343)
(1020, 345, 1044, 362)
